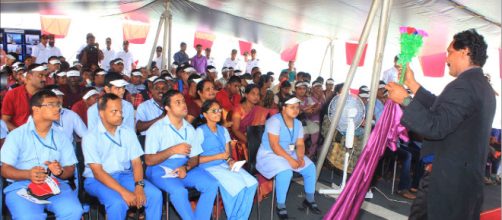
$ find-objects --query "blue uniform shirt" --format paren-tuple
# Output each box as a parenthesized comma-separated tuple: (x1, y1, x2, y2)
(87, 99, 135, 131)
(54, 108, 88, 143)
(1, 118, 77, 191)
(260, 113, 304, 152)
(195, 124, 231, 169)
(82, 122, 144, 178)
(136, 99, 164, 136)
(145, 116, 202, 169)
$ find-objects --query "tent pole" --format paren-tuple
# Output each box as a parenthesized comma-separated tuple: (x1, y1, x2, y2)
(330, 40, 334, 78)
(147, 13, 165, 71)
(161, 0, 170, 70)
(362, 0, 393, 148)
(316, 0, 382, 179)
(167, 11, 172, 67)
(319, 40, 331, 78)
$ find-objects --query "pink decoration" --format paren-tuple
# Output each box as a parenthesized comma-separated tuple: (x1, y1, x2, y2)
(280, 44, 299, 62)
(345, 42, 368, 67)
(238, 40, 252, 56)
(419, 52, 446, 77)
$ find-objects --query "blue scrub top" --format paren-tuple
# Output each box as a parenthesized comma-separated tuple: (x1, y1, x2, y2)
(259, 113, 304, 152)
(82, 122, 144, 178)
(195, 124, 231, 169)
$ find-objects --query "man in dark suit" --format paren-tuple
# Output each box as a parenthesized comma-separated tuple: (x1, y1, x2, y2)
(386, 29, 496, 220)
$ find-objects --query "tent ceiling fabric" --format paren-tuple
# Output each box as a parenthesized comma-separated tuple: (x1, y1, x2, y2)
(1, 0, 500, 54)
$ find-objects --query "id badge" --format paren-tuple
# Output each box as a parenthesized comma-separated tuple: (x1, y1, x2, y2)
(289, 144, 295, 152)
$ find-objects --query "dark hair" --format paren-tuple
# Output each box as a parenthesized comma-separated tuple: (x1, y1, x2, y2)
(192, 100, 222, 128)
(258, 74, 272, 89)
(104, 72, 123, 87)
(29, 89, 58, 113)
(196, 79, 214, 99)
(334, 83, 344, 95)
(188, 74, 201, 84)
(195, 44, 202, 48)
(162, 89, 182, 108)
(280, 80, 292, 89)
(98, 93, 120, 111)
(48, 56, 59, 62)
(180, 42, 187, 46)
(60, 61, 70, 71)
(227, 75, 241, 85)
(452, 29, 488, 67)
(240, 84, 259, 103)
(251, 67, 260, 73)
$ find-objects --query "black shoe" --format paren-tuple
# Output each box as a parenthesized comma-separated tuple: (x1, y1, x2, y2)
(276, 207, 289, 219)
(302, 199, 321, 215)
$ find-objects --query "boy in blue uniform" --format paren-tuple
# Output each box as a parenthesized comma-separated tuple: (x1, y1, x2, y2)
(0, 90, 83, 220)
(82, 93, 162, 219)
(145, 90, 218, 220)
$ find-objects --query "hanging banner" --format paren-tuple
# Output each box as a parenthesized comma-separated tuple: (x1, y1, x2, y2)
(40, 15, 71, 38)
(345, 42, 368, 66)
(122, 20, 150, 44)
(193, 31, 216, 49)
(239, 40, 252, 55)
(419, 52, 446, 77)
(280, 44, 299, 62)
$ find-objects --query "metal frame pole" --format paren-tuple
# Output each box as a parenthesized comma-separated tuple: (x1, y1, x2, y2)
(147, 14, 165, 71)
(318, 40, 332, 78)
(316, 0, 382, 178)
(161, 0, 170, 70)
(330, 40, 334, 78)
(362, 0, 393, 147)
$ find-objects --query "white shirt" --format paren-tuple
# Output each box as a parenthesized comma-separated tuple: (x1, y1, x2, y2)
(223, 57, 240, 70)
(207, 57, 215, 67)
(153, 55, 163, 70)
(48, 46, 62, 58)
(381, 67, 399, 84)
(245, 59, 259, 74)
(31, 43, 51, 64)
(101, 48, 115, 71)
(115, 50, 134, 76)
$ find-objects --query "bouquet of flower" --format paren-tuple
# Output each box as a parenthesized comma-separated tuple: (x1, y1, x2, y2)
(398, 26, 428, 84)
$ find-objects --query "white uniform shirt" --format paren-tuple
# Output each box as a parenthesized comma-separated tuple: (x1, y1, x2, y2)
(223, 58, 240, 70)
(381, 67, 399, 84)
(101, 48, 115, 71)
(32, 43, 51, 64)
(245, 59, 259, 74)
(115, 50, 134, 76)
(153, 55, 163, 70)
(48, 46, 62, 58)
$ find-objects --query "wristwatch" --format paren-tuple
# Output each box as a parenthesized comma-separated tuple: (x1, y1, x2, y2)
(402, 96, 412, 107)
(135, 180, 145, 187)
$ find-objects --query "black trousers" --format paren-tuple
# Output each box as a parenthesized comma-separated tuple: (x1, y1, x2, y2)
(409, 170, 430, 220)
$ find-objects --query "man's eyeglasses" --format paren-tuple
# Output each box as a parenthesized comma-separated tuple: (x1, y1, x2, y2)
(38, 103, 62, 109)
(208, 108, 223, 114)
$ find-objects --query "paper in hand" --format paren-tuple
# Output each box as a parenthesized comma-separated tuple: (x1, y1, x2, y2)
(17, 188, 51, 204)
(160, 165, 179, 178)
(230, 160, 246, 172)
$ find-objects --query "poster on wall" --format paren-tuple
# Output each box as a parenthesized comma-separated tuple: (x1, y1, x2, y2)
(0, 29, 41, 61)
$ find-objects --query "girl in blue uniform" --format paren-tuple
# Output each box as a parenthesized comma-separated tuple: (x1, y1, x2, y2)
(194, 100, 258, 220)
(256, 95, 321, 219)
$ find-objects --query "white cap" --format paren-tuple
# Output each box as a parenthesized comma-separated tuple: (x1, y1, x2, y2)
(148, 76, 159, 82)
(49, 59, 61, 65)
(207, 68, 217, 73)
(171, 64, 178, 69)
(83, 89, 99, 100)
(359, 92, 370, 98)
(31, 65, 47, 72)
(246, 79, 254, 85)
(184, 67, 196, 73)
(312, 82, 322, 87)
(295, 81, 310, 88)
(131, 71, 142, 76)
(113, 59, 124, 64)
(193, 78, 203, 84)
(6, 54, 16, 60)
(56, 71, 66, 77)
(66, 70, 80, 77)
(51, 89, 64, 96)
(109, 79, 129, 87)
(95, 71, 106, 76)
(285, 97, 302, 105)
(326, 79, 335, 85)
(153, 78, 167, 85)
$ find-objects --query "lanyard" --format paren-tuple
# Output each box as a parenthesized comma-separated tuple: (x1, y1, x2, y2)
(178, 80, 183, 93)
(32, 129, 57, 151)
(105, 130, 122, 147)
(280, 115, 295, 145)
(55, 109, 64, 127)
(153, 100, 163, 111)
(169, 124, 187, 141)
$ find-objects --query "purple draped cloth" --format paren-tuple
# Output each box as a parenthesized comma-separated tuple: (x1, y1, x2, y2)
(324, 100, 409, 220)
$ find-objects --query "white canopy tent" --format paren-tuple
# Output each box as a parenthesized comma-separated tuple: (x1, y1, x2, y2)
(1, 0, 500, 129)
